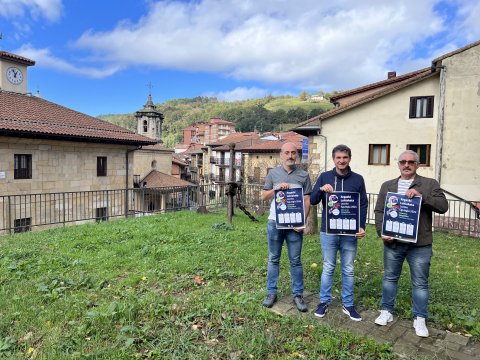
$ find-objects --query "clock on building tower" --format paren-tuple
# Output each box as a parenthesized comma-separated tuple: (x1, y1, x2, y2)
(0, 50, 35, 93)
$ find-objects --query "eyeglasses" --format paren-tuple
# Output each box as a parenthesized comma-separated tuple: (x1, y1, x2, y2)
(398, 160, 417, 165)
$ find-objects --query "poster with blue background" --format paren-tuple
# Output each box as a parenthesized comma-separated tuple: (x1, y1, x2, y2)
(275, 188, 305, 229)
(381, 192, 422, 243)
(326, 191, 360, 235)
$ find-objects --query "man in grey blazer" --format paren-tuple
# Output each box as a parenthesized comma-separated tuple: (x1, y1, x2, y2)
(374, 150, 448, 337)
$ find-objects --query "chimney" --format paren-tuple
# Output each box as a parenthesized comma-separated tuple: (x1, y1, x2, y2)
(387, 71, 396, 79)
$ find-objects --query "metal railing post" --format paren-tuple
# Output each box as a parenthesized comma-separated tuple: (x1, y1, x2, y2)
(7, 195, 12, 234)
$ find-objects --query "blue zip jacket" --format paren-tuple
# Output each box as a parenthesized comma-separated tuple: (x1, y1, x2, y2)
(311, 167, 368, 233)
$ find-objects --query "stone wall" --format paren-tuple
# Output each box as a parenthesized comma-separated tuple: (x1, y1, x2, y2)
(0, 136, 135, 195)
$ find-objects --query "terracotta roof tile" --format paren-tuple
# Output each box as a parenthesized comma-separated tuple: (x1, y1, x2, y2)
(183, 143, 206, 154)
(140, 170, 194, 188)
(0, 90, 156, 145)
(172, 154, 189, 166)
(0, 51, 35, 66)
(209, 117, 235, 125)
(208, 132, 260, 146)
(141, 143, 173, 151)
(213, 138, 264, 151)
(295, 68, 437, 131)
(242, 138, 304, 153)
(432, 39, 480, 65)
(330, 68, 431, 105)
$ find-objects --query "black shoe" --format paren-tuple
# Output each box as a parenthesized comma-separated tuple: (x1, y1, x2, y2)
(263, 294, 277, 308)
(293, 295, 308, 312)
(342, 305, 362, 321)
(314, 302, 328, 318)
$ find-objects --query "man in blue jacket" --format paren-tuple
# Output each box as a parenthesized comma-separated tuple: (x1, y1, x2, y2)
(310, 144, 368, 321)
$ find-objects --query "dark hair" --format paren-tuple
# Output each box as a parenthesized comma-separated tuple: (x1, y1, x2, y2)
(331, 144, 351, 158)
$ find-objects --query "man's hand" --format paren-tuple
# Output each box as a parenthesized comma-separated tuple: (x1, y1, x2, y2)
(405, 188, 421, 198)
(274, 183, 290, 190)
(381, 235, 395, 243)
(321, 184, 334, 193)
(355, 228, 366, 239)
(293, 227, 304, 233)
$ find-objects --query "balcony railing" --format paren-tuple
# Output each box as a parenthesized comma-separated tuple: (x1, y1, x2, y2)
(214, 175, 225, 182)
(211, 158, 243, 167)
(1, 186, 478, 238)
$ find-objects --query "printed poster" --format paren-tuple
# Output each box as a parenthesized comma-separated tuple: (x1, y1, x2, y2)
(326, 191, 360, 235)
(381, 192, 422, 243)
(275, 188, 305, 229)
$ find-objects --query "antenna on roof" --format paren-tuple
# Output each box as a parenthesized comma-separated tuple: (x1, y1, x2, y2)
(35, 86, 42, 98)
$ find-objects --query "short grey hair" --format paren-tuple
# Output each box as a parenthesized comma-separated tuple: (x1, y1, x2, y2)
(280, 142, 298, 153)
(398, 150, 419, 163)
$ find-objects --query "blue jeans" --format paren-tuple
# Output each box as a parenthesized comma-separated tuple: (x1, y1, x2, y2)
(381, 243, 432, 319)
(266, 220, 304, 296)
(319, 232, 357, 307)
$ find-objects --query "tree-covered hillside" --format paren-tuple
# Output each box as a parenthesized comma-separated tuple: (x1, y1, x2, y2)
(99, 94, 334, 147)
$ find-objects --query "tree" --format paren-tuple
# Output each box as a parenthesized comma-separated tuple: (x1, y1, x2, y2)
(299, 91, 309, 101)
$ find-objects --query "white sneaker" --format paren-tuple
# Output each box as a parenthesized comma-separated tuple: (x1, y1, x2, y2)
(375, 310, 393, 326)
(413, 317, 429, 337)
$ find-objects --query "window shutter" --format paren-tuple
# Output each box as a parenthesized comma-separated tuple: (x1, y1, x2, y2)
(409, 97, 416, 118)
(426, 96, 434, 117)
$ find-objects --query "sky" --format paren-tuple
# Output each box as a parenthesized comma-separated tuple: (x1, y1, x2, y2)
(1, 0, 479, 117)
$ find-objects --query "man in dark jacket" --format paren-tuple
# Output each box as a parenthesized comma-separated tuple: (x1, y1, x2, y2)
(374, 150, 448, 337)
(310, 144, 368, 321)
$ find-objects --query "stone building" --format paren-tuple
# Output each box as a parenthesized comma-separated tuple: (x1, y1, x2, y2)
(0, 50, 156, 232)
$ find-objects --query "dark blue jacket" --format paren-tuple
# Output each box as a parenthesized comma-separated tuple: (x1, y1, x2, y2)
(311, 167, 368, 232)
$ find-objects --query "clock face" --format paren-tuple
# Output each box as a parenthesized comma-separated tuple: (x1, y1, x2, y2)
(6, 67, 23, 85)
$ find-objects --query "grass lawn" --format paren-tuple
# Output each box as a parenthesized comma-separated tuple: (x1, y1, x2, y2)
(0, 209, 478, 358)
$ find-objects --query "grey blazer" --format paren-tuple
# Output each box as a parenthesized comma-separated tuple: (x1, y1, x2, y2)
(374, 175, 448, 247)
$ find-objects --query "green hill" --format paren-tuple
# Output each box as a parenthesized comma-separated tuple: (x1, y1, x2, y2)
(99, 94, 334, 147)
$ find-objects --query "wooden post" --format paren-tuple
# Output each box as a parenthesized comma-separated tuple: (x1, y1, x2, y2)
(227, 143, 236, 224)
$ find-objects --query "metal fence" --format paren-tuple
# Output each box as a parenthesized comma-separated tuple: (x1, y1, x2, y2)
(1, 184, 478, 237)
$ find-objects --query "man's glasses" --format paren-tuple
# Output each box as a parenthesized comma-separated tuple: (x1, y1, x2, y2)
(398, 160, 417, 165)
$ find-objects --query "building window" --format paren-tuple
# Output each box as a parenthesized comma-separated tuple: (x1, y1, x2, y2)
(407, 144, 431, 166)
(143, 120, 148, 132)
(14, 217, 31, 233)
(97, 157, 107, 176)
(96, 207, 108, 222)
(368, 144, 390, 165)
(14, 154, 32, 179)
(409, 96, 434, 118)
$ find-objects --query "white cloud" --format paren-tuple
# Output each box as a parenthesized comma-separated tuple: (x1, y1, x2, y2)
(11, 0, 480, 92)
(204, 87, 269, 102)
(71, 0, 462, 90)
(0, 0, 63, 21)
(15, 44, 123, 78)
(455, 0, 480, 43)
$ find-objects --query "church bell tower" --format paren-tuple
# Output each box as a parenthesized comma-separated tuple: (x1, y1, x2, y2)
(135, 92, 164, 143)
